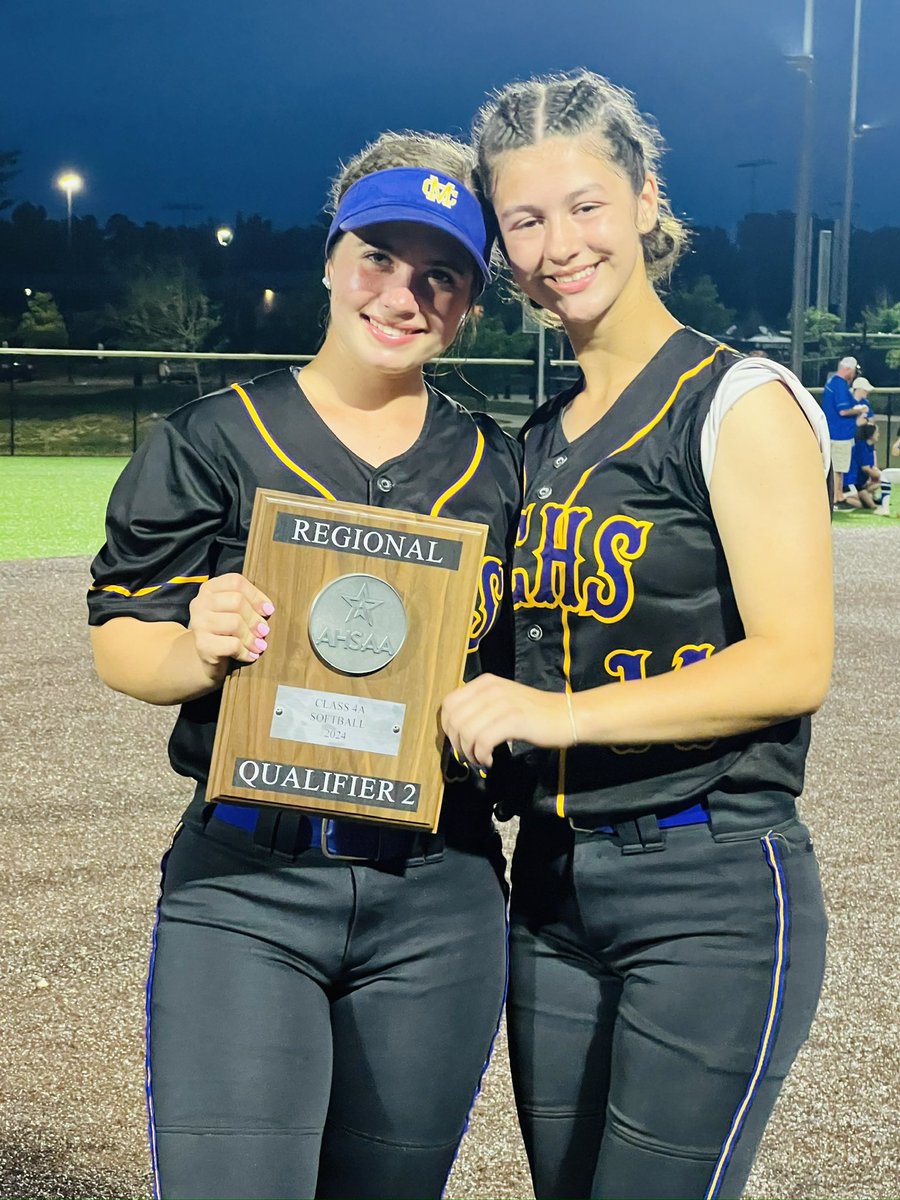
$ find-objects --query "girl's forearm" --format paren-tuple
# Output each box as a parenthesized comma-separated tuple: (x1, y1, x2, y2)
(90, 618, 226, 705)
(572, 635, 831, 746)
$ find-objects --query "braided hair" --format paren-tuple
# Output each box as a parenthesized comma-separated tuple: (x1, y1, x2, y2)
(473, 71, 687, 285)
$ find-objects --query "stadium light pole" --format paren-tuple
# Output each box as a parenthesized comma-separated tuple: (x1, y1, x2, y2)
(836, 0, 864, 328)
(788, 0, 815, 380)
(55, 170, 84, 249)
(735, 159, 775, 213)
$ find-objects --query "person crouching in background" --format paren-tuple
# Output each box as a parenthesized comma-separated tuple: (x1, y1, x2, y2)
(844, 422, 881, 509)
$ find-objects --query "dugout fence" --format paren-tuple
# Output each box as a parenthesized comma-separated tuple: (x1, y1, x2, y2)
(2, 346, 898, 465)
(0, 347, 540, 456)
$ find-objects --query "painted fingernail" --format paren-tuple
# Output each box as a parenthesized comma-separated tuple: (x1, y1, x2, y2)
(254, 638, 268, 652)
(246, 651, 260, 662)
(261, 602, 275, 616)
(256, 622, 270, 636)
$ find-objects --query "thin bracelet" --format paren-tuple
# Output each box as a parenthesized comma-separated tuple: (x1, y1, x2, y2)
(565, 689, 579, 747)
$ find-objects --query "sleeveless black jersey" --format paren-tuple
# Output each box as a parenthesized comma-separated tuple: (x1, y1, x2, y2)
(88, 368, 521, 800)
(513, 327, 809, 832)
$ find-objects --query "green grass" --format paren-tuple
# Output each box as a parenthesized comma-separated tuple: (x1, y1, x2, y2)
(831, 507, 900, 528)
(0, 457, 128, 559)
(1, 456, 897, 563)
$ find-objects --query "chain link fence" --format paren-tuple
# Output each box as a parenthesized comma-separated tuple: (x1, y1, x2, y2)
(2, 347, 898, 465)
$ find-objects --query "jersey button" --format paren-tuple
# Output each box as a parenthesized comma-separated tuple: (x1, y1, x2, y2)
(527, 625, 543, 641)
(376, 477, 394, 493)
(553, 455, 568, 468)
(537, 486, 552, 499)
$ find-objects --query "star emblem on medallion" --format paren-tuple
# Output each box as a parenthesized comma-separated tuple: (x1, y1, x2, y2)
(342, 581, 384, 626)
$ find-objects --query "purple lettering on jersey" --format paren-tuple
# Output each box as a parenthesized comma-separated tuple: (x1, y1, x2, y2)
(516, 503, 591, 608)
(579, 516, 652, 623)
(469, 557, 504, 652)
(672, 643, 715, 670)
(512, 504, 535, 606)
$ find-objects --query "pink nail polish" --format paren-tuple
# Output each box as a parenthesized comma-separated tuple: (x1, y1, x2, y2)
(262, 602, 275, 616)
(246, 651, 260, 662)
(256, 622, 270, 637)
(255, 638, 267, 652)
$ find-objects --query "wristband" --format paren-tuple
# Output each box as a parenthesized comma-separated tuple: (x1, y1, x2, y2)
(565, 689, 579, 747)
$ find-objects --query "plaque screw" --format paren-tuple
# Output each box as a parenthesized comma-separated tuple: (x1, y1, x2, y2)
(275, 707, 284, 716)
(392, 725, 400, 733)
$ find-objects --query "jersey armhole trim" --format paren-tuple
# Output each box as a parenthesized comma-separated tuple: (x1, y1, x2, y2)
(565, 343, 731, 508)
(699, 360, 831, 489)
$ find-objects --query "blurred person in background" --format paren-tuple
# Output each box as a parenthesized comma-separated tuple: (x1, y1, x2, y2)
(851, 375, 874, 424)
(843, 422, 881, 509)
(822, 355, 867, 505)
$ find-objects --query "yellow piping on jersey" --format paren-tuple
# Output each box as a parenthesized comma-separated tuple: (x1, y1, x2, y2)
(232, 383, 336, 500)
(556, 607, 575, 818)
(89, 575, 209, 598)
(430, 426, 485, 517)
(552, 343, 728, 818)
(565, 344, 729, 508)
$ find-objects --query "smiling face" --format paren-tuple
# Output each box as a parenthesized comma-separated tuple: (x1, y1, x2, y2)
(323, 221, 475, 375)
(491, 137, 659, 329)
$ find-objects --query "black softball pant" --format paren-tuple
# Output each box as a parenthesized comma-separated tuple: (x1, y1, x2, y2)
(146, 808, 508, 1200)
(507, 811, 827, 1200)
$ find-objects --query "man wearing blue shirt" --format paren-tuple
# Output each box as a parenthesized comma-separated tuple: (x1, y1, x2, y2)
(822, 355, 867, 506)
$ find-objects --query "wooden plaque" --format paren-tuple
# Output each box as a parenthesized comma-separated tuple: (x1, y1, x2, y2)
(206, 489, 488, 831)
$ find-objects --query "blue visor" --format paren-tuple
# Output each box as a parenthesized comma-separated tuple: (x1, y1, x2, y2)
(326, 167, 491, 293)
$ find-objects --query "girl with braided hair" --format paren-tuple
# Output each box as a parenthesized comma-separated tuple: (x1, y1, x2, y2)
(442, 71, 831, 1199)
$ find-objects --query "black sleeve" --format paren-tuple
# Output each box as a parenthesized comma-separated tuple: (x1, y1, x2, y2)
(471, 411, 523, 494)
(87, 418, 230, 627)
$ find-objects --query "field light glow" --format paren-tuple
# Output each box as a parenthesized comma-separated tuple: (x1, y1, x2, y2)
(56, 171, 84, 194)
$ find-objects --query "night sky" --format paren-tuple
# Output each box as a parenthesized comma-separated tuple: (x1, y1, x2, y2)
(5, 0, 900, 233)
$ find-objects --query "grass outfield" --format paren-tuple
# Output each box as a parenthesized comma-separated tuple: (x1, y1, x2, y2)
(830, 507, 899, 527)
(0, 455, 896, 562)
(0, 457, 128, 560)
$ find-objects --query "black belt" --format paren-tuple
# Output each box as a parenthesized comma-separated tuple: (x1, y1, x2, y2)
(210, 802, 443, 863)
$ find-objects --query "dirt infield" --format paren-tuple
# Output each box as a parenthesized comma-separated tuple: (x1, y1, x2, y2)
(1, 528, 898, 1199)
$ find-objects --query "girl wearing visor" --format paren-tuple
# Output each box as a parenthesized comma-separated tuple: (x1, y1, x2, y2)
(442, 72, 832, 1199)
(88, 133, 519, 1200)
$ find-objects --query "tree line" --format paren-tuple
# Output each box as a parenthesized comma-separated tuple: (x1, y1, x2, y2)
(2, 148, 900, 381)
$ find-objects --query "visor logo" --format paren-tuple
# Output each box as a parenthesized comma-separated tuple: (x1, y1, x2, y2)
(422, 175, 459, 209)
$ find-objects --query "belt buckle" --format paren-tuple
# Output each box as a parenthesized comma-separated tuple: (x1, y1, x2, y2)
(319, 819, 377, 863)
